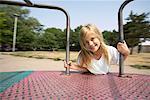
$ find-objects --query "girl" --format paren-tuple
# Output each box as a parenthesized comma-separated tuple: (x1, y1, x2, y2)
(64, 24, 130, 74)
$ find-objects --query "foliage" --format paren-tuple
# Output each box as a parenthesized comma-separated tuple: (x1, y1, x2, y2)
(40, 28, 63, 50)
(0, 5, 42, 51)
(0, 5, 149, 52)
(102, 30, 118, 47)
(124, 11, 150, 54)
(70, 25, 82, 51)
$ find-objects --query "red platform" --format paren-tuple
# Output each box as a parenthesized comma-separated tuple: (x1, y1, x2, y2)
(0, 71, 150, 100)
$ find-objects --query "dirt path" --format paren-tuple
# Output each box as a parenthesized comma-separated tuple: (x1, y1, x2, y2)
(0, 54, 64, 72)
(0, 54, 150, 75)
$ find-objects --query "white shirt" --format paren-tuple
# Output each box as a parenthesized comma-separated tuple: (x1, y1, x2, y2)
(78, 46, 119, 75)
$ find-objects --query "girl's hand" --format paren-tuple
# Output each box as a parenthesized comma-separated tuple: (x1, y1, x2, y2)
(64, 61, 74, 69)
(64, 61, 71, 68)
(64, 61, 88, 72)
(117, 41, 130, 59)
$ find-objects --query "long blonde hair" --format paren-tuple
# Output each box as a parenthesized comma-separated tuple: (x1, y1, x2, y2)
(79, 24, 110, 67)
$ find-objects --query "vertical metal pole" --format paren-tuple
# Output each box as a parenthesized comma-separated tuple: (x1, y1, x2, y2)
(65, 12, 70, 75)
(12, 14, 19, 52)
(118, 0, 134, 77)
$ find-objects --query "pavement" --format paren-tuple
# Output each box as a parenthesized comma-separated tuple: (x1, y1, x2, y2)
(0, 54, 150, 75)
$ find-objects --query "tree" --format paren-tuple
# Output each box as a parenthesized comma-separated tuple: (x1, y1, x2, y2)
(40, 28, 64, 50)
(70, 25, 82, 51)
(16, 17, 42, 50)
(0, 5, 42, 51)
(0, 5, 24, 51)
(124, 11, 150, 54)
(102, 30, 118, 47)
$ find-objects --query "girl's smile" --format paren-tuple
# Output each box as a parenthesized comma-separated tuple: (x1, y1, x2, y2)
(84, 33, 101, 53)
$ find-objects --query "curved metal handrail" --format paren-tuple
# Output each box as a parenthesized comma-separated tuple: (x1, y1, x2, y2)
(118, 0, 134, 77)
(0, 0, 70, 75)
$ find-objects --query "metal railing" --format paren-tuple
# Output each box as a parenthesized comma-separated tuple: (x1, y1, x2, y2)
(0, 0, 70, 75)
(1, 0, 136, 76)
(118, 0, 134, 77)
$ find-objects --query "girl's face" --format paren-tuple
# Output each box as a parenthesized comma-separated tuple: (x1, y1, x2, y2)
(84, 33, 101, 53)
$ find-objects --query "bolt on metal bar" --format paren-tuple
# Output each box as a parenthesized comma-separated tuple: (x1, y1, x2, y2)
(0, 0, 70, 75)
(118, 0, 134, 77)
(23, 0, 33, 6)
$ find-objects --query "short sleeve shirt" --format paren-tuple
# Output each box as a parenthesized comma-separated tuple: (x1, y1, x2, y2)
(78, 46, 119, 74)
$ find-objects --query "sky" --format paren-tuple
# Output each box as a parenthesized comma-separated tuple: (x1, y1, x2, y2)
(14, 0, 150, 31)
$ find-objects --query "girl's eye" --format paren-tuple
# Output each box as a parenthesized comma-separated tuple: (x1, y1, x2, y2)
(86, 41, 89, 44)
(91, 37, 94, 41)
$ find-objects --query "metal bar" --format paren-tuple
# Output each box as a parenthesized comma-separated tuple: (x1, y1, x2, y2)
(0, 0, 70, 75)
(23, 0, 33, 6)
(118, 0, 134, 77)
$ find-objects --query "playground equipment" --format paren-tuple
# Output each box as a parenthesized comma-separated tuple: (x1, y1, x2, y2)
(0, 0, 149, 99)
(118, 0, 134, 76)
(0, 0, 71, 75)
(0, 71, 149, 100)
(0, 0, 134, 77)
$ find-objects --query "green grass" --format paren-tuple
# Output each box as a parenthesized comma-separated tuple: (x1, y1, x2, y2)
(53, 58, 62, 61)
(130, 65, 150, 69)
(1, 51, 78, 62)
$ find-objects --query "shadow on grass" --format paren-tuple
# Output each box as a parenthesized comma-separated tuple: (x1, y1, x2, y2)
(130, 65, 150, 69)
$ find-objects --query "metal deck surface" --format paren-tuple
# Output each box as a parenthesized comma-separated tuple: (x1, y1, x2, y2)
(0, 71, 150, 100)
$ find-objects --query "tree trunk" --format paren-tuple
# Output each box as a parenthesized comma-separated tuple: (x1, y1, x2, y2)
(130, 47, 133, 55)
(138, 45, 141, 53)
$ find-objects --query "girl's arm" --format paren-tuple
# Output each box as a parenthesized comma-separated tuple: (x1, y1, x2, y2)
(117, 41, 130, 60)
(64, 61, 88, 72)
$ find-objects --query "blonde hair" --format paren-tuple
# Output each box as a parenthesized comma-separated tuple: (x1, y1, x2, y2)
(79, 24, 110, 67)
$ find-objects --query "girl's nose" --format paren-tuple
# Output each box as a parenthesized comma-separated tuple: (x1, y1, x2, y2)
(89, 41, 93, 46)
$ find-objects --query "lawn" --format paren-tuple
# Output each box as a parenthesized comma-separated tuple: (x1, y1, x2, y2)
(124, 53, 150, 69)
(1, 51, 150, 69)
(1, 51, 79, 61)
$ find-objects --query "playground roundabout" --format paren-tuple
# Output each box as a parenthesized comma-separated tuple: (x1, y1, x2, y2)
(0, 54, 150, 99)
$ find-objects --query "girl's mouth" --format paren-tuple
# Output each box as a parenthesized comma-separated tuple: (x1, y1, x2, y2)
(90, 44, 97, 50)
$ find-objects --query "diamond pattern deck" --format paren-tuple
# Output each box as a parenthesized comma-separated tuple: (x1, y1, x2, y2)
(0, 71, 149, 100)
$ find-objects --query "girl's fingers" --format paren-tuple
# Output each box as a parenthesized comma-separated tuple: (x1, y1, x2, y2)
(117, 41, 130, 55)
(117, 41, 127, 48)
(64, 61, 67, 68)
(64, 61, 67, 65)
(64, 61, 72, 68)
(64, 61, 69, 68)
(117, 42, 123, 49)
